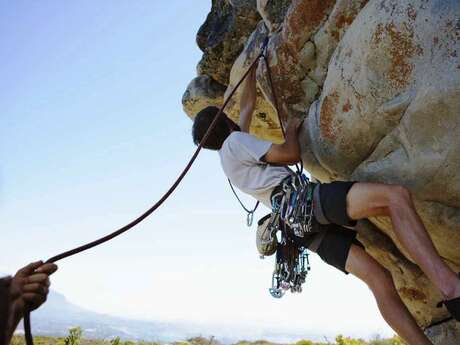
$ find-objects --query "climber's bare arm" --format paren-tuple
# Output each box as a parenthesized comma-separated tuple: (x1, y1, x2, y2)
(263, 117, 302, 165)
(239, 63, 258, 133)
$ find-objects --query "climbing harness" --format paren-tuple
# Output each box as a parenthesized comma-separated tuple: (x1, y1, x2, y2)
(272, 172, 315, 237)
(23, 36, 275, 345)
(228, 179, 259, 227)
(256, 171, 315, 298)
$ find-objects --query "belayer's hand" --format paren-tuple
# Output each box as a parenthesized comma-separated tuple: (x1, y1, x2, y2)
(10, 261, 58, 315)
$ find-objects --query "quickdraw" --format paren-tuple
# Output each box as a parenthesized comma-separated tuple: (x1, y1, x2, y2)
(269, 237, 310, 298)
(257, 172, 315, 298)
(272, 172, 315, 237)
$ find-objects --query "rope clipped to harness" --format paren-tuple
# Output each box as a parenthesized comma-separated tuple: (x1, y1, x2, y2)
(228, 179, 259, 226)
(24, 36, 273, 345)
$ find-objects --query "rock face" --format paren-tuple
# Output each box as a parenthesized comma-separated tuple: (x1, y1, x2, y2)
(183, 0, 460, 343)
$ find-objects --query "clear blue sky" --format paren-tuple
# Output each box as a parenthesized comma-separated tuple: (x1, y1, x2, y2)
(0, 1, 392, 340)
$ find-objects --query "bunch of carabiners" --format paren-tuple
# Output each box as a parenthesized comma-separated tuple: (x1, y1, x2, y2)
(274, 172, 315, 238)
(269, 235, 310, 298)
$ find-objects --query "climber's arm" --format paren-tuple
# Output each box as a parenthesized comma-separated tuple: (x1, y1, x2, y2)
(239, 63, 258, 133)
(263, 117, 302, 165)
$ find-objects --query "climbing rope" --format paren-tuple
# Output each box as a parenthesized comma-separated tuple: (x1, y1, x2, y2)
(227, 179, 260, 226)
(261, 43, 303, 175)
(24, 36, 289, 345)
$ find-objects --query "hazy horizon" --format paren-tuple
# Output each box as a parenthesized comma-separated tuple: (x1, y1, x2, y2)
(13, 288, 387, 343)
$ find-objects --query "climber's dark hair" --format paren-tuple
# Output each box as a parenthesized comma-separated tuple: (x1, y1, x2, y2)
(192, 106, 237, 150)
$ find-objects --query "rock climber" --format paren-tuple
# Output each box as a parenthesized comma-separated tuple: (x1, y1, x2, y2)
(191, 61, 460, 345)
(0, 261, 58, 345)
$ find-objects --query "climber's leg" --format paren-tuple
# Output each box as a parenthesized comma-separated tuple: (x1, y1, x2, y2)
(308, 224, 432, 344)
(346, 182, 460, 301)
(345, 244, 433, 345)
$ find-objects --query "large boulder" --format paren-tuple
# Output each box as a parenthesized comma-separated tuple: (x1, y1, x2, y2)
(311, 0, 460, 278)
(184, 0, 460, 342)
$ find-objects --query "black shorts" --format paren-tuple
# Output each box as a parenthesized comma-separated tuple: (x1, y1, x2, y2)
(313, 181, 357, 227)
(307, 222, 364, 274)
(307, 181, 364, 274)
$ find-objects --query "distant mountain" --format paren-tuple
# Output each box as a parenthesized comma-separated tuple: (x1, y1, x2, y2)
(18, 290, 192, 341)
(0, 272, 316, 343)
(18, 290, 316, 343)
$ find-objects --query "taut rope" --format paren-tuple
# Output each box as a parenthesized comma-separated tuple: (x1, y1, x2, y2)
(24, 36, 288, 345)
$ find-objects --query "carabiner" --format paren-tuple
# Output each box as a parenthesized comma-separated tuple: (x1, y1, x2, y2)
(247, 211, 254, 227)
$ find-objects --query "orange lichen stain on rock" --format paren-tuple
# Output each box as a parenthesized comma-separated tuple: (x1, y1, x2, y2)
(285, 0, 335, 44)
(320, 91, 339, 140)
(336, 13, 355, 30)
(342, 99, 352, 112)
(262, 42, 306, 123)
(399, 287, 427, 301)
(372, 22, 424, 89)
(274, 48, 304, 102)
(330, 13, 356, 41)
(330, 29, 340, 41)
(329, 1, 369, 42)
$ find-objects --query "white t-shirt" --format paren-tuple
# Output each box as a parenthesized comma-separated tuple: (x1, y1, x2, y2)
(218, 132, 290, 207)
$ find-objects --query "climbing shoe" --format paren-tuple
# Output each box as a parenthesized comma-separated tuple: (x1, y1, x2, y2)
(437, 298, 460, 321)
(437, 273, 460, 322)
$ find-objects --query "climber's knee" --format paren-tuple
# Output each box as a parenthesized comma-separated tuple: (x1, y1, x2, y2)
(345, 244, 377, 281)
(386, 185, 413, 214)
(367, 264, 394, 294)
(346, 244, 394, 292)
(346, 182, 391, 219)
(346, 182, 415, 220)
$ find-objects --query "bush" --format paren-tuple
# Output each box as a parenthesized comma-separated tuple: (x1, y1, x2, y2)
(11, 329, 407, 345)
(335, 335, 367, 345)
(64, 328, 82, 345)
(295, 340, 315, 345)
(369, 335, 406, 345)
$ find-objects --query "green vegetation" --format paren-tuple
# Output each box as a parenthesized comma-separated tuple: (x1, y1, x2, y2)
(11, 328, 406, 345)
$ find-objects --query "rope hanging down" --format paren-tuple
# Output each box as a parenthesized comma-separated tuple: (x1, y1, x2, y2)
(261, 47, 303, 175)
(24, 36, 286, 345)
(228, 178, 259, 227)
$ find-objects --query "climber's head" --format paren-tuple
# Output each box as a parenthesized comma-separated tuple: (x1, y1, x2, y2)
(192, 106, 239, 150)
